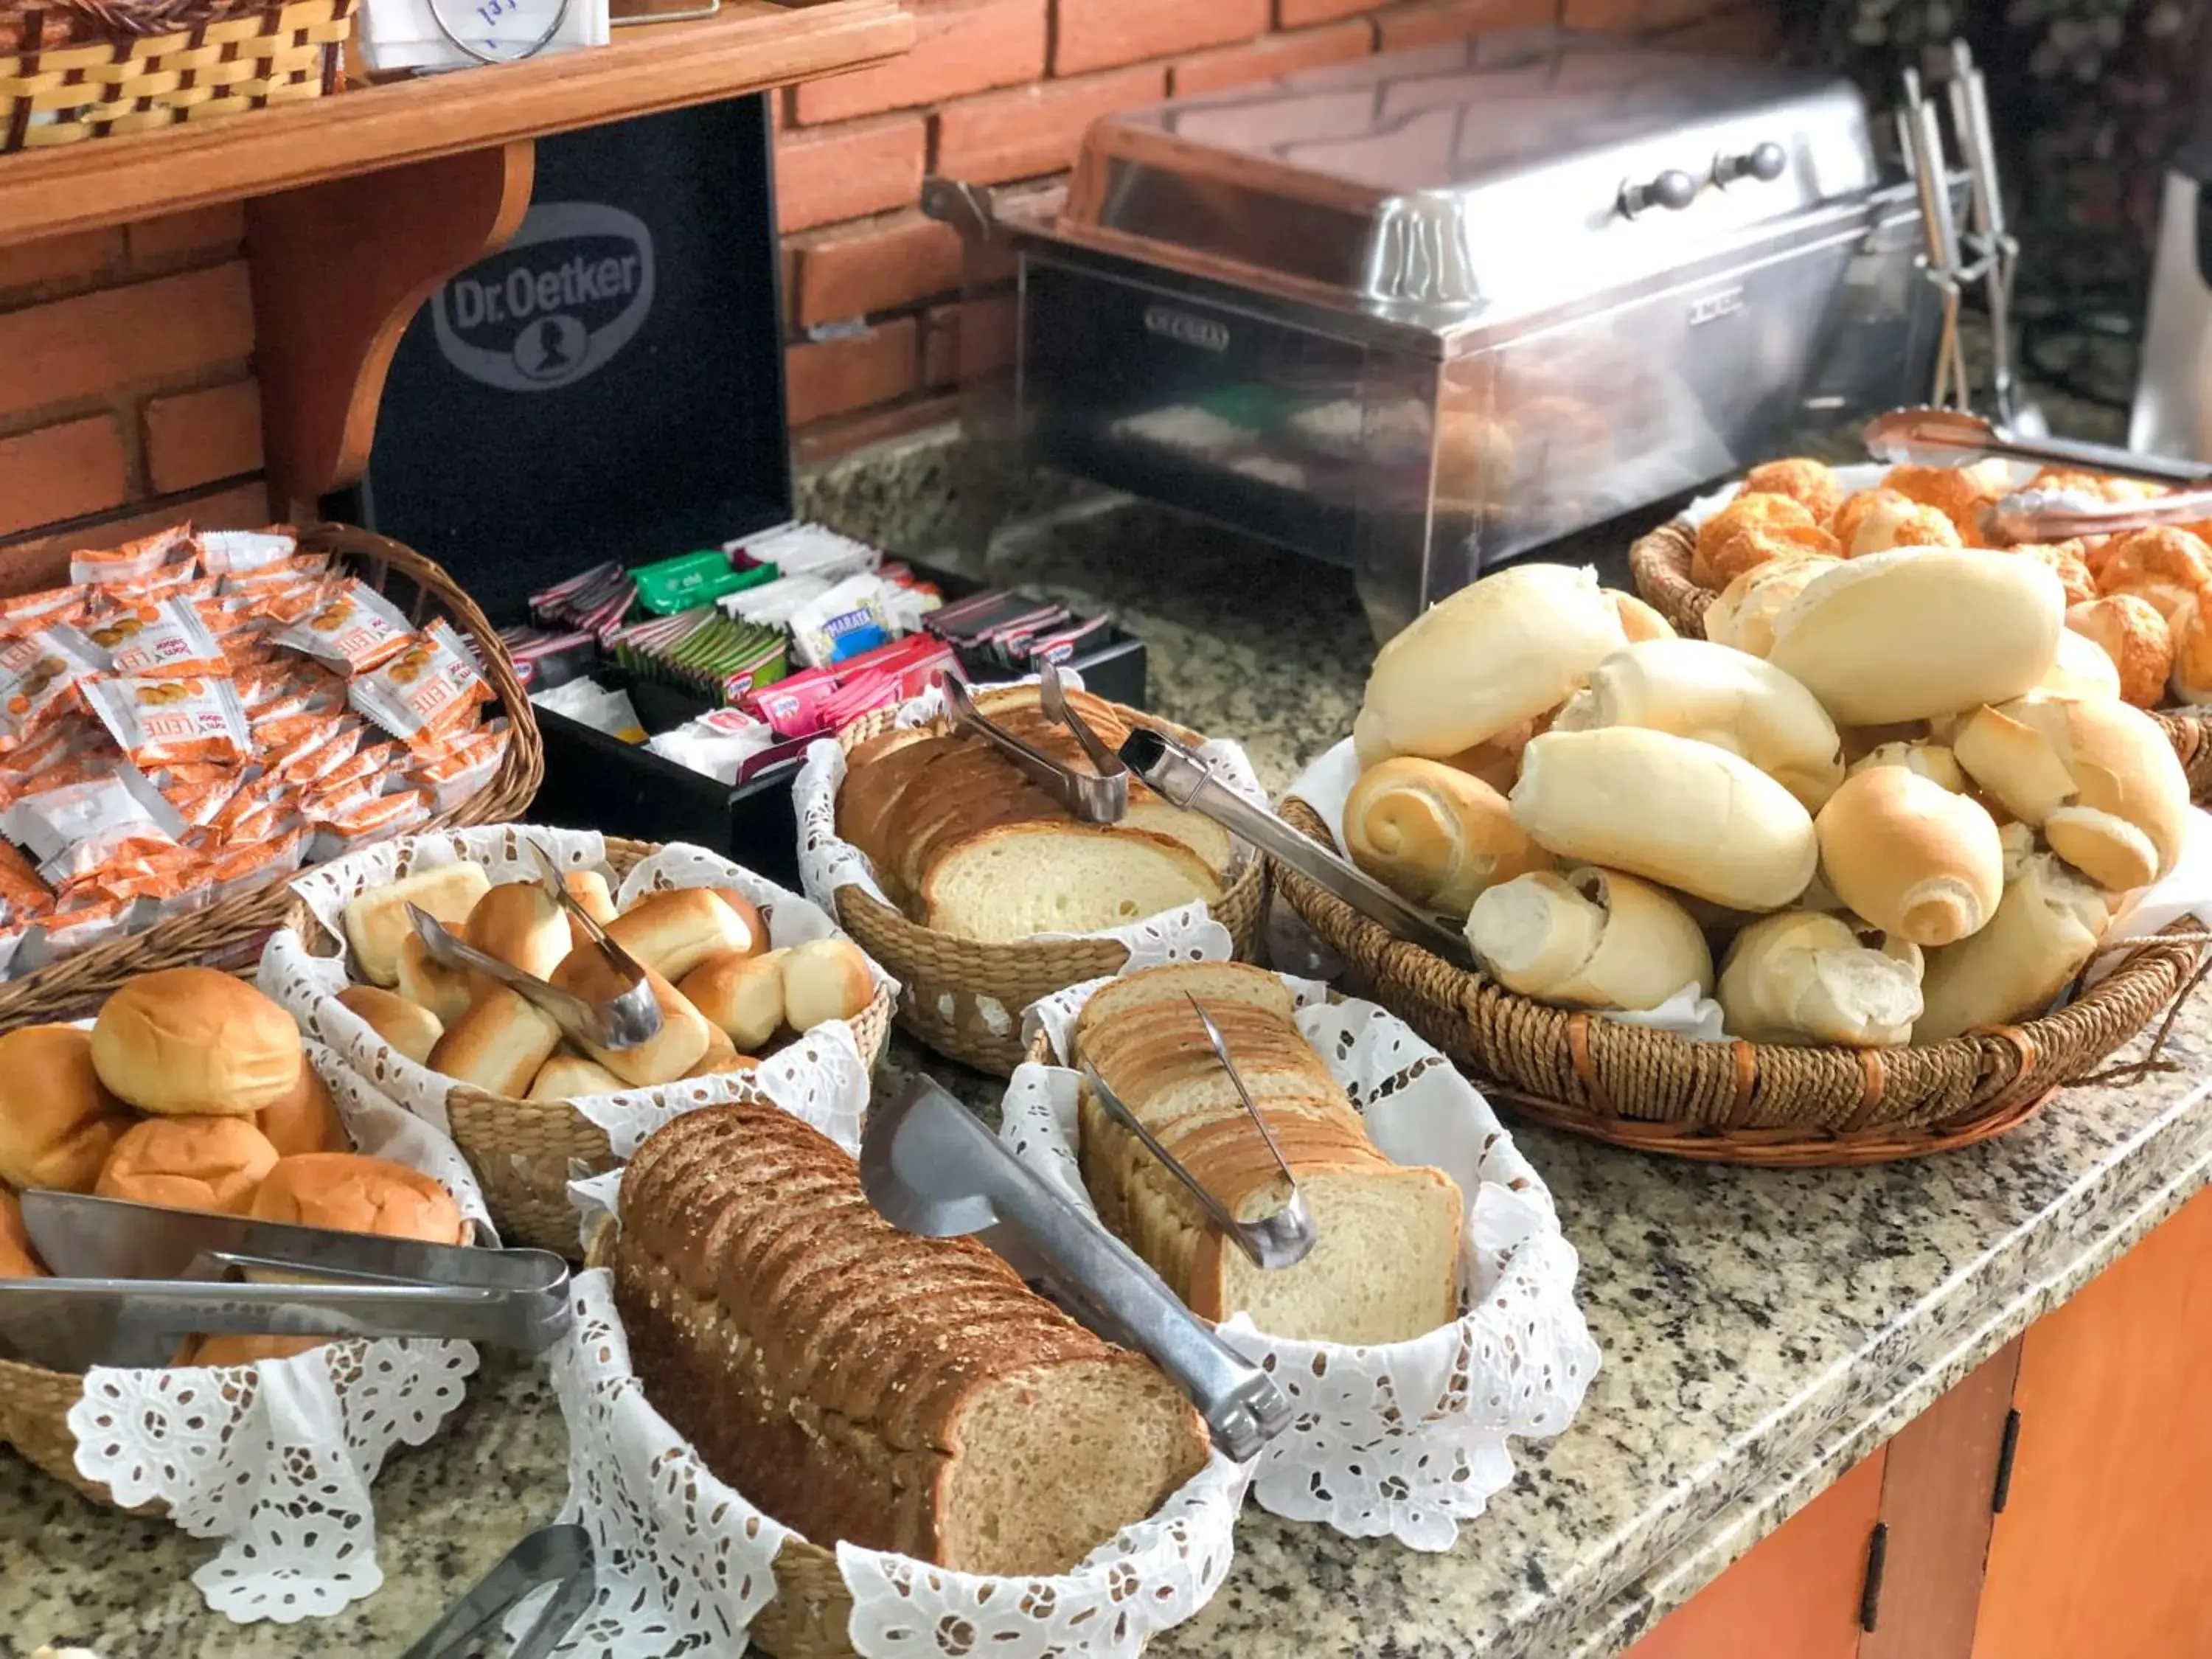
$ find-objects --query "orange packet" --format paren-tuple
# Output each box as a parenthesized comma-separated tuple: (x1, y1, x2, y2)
(349, 621, 492, 753)
(279, 723, 364, 785)
(82, 595, 230, 679)
(271, 579, 414, 674)
(313, 785, 433, 849)
(0, 839, 54, 925)
(198, 529, 299, 575)
(71, 525, 195, 588)
(1, 768, 184, 891)
(40, 892, 138, 956)
(82, 676, 252, 769)
(408, 720, 509, 808)
(204, 827, 309, 901)
(0, 625, 108, 753)
(0, 586, 89, 636)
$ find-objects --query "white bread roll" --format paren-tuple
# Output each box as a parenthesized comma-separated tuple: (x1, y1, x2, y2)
(1717, 911, 1923, 1046)
(1813, 768, 2004, 947)
(1509, 727, 1818, 911)
(2041, 627, 2124, 700)
(1352, 563, 1625, 764)
(1704, 554, 1840, 659)
(605, 888, 758, 981)
(1341, 757, 1551, 917)
(525, 1053, 627, 1103)
(680, 950, 786, 1050)
(0, 1025, 131, 1191)
(427, 988, 562, 1097)
(343, 863, 491, 987)
(464, 882, 570, 992)
(779, 938, 874, 1030)
(1465, 867, 1712, 1010)
(1915, 854, 2114, 1040)
(1847, 740, 1966, 792)
(92, 969, 304, 1118)
(1551, 637, 1845, 810)
(563, 870, 618, 953)
(549, 950, 713, 1087)
(397, 933, 476, 1028)
(335, 984, 444, 1066)
(1951, 694, 2190, 891)
(1767, 549, 2065, 724)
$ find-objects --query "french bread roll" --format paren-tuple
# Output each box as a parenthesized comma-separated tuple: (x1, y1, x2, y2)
(1439, 717, 1537, 793)
(427, 987, 562, 1097)
(679, 950, 785, 1050)
(562, 870, 619, 953)
(1915, 854, 2115, 1040)
(1551, 637, 1845, 810)
(396, 932, 476, 1028)
(0, 1025, 132, 1192)
(251, 1152, 466, 1245)
(1812, 768, 2003, 947)
(0, 1188, 42, 1276)
(1952, 694, 2190, 890)
(1466, 867, 1713, 1009)
(1847, 740, 1966, 792)
(549, 949, 712, 1087)
(1352, 563, 1625, 764)
(526, 1052, 629, 1102)
(257, 1057, 347, 1158)
(1766, 549, 2065, 725)
(464, 882, 570, 989)
(1703, 554, 1840, 659)
(2039, 625, 2124, 700)
(92, 968, 303, 1118)
(96, 1116, 280, 1215)
(1342, 757, 1550, 917)
(1510, 727, 1818, 911)
(605, 888, 757, 981)
(779, 937, 874, 1031)
(1717, 911, 1924, 1046)
(2067, 594, 2171, 709)
(342, 862, 491, 987)
(336, 984, 445, 1065)
(1610, 591, 1674, 642)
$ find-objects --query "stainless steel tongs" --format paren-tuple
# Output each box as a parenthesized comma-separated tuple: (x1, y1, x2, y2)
(1864, 405, 2212, 486)
(4, 1192, 573, 1371)
(403, 1524, 595, 1659)
(939, 662, 1130, 824)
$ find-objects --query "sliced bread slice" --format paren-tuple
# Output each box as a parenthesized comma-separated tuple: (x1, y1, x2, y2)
(1075, 961, 1298, 1046)
(922, 824, 1222, 942)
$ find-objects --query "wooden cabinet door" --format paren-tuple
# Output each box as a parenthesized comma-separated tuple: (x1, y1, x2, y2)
(1972, 1186, 2212, 1659)
(1627, 1450, 1886, 1659)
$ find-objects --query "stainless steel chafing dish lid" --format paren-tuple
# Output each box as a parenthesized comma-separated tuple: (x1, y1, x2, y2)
(1052, 28, 1877, 332)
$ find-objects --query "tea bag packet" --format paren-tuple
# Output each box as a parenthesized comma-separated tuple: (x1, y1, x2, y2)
(349, 619, 492, 752)
(82, 675, 254, 770)
(271, 578, 415, 675)
(0, 624, 108, 753)
(83, 594, 230, 678)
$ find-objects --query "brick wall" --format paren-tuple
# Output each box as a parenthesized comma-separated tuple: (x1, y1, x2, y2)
(776, 0, 1781, 460)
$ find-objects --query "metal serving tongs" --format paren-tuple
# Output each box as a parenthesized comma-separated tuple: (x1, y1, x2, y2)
(1899, 67, 1972, 411)
(1945, 39, 2045, 435)
(860, 1074, 1292, 1461)
(403, 1524, 595, 1659)
(1864, 406, 2212, 485)
(3, 1192, 572, 1371)
(1116, 724, 1476, 968)
(940, 664, 1130, 824)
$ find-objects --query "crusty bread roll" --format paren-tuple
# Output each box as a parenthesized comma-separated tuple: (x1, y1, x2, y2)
(1510, 727, 1818, 911)
(257, 1057, 347, 1158)
(780, 938, 874, 1031)
(336, 984, 444, 1066)
(2011, 542, 2096, 609)
(1342, 757, 1551, 917)
(1952, 693, 2190, 890)
(680, 950, 786, 1050)
(1847, 740, 1966, 792)
(1767, 549, 2065, 725)
(548, 949, 712, 1087)
(1, 1187, 44, 1276)
(2039, 625, 2124, 700)
(0, 1024, 133, 1192)
(1703, 554, 1840, 660)
(605, 888, 758, 981)
(251, 1152, 466, 1244)
(96, 1116, 280, 1215)
(343, 862, 490, 987)
(1742, 457, 1843, 524)
(2093, 526, 2212, 622)
(396, 932, 475, 1028)
(427, 987, 562, 1097)
(1610, 591, 1674, 643)
(1352, 563, 1625, 764)
(1844, 495, 1963, 557)
(2168, 594, 2212, 706)
(92, 968, 304, 1118)
(686, 1040, 759, 1079)
(1692, 493, 1828, 589)
(1832, 487, 1913, 549)
(526, 1052, 629, 1103)
(1551, 637, 1845, 810)
(2068, 594, 2173, 709)
(1882, 459, 2011, 544)
(1915, 853, 2115, 1040)
(563, 870, 618, 953)
(464, 881, 570, 991)
(1717, 911, 1923, 1046)
(1466, 867, 1712, 1010)
(1813, 768, 2004, 947)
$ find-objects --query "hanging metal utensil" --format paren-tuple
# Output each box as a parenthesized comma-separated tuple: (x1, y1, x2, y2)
(405, 902, 663, 1052)
(1902, 76, 1972, 411)
(1946, 39, 2046, 436)
(1863, 405, 2212, 484)
(939, 671, 1130, 824)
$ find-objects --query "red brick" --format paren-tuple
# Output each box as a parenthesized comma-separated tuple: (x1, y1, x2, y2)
(127, 203, 247, 268)
(1664, 6, 1780, 53)
(790, 210, 967, 329)
(0, 417, 129, 538)
(0, 264, 255, 422)
(933, 66, 1168, 185)
(922, 293, 1018, 386)
(1279, 0, 1382, 24)
(1373, 0, 1553, 49)
(1172, 21, 1372, 96)
(0, 479, 269, 598)
(775, 116, 928, 234)
(785, 318, 919, 425)
(795, 392, 964, 466)
(793, 0, 1046, 124)
(1053, 0, 1268, 74)
(0, 231, 116, 299)
(144, 378, 264, 495)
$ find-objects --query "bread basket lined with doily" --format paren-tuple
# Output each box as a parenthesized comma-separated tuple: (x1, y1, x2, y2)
(257, 826, 890, 1253)
(795, 672, 1268, 1077)
(0, 1037, 491, 1625)
(1009, 964, 1600, 1548)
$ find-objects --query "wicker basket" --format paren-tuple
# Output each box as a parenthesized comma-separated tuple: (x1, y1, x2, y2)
(1273, 795, 2208, 1166)
(1628, 517, 2212, 800)
(278, 835, 894, 1254)
(1, 0, 352, 150)
(0, 521, 542, 1028)
(830, 702, 1267, 1077)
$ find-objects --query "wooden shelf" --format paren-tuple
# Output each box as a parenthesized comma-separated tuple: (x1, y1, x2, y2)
(0, 0, 914, 246)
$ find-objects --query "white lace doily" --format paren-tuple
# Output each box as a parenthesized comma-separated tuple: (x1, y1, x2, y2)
(793, 671, 1266, 969)
(259, 826, 885, 1152)
(1007, 973, 1600, 1550)
(65, 1040, 488, 1624)
(546, 1269, 1250, 1658)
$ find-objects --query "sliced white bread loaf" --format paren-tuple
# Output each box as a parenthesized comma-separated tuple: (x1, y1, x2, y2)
(923, 825, 1221, 942)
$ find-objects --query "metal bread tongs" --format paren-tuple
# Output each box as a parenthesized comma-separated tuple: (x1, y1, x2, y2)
(1116, 723, 1476, 967)
(1863, 406, 2212, 487)
(1082, 995, 1314, 1272)
(4, 1192, 572, 1371)
(939, 661, 1130, 824)
(403, 1524, 596, 1659)
(860, 1074, 1293, 1461)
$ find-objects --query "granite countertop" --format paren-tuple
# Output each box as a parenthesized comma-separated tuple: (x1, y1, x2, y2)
(12, 392, 2209, 1659)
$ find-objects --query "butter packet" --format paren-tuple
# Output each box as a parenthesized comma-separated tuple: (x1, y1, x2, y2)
(348, 619, 491, 751)
(70, 525, 195, 588)
(271, 577, 414, 675)
(198, 527, 299, 574)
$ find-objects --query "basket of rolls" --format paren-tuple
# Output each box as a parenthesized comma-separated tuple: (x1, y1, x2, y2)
(1007, 960, 1599, 1548)
(1629, 455, 2212, 799)
(0, 966, 494, 1621)
(552, 1101, 1249, 1659)
(1277, 558, 2211, 1165)
(794, 675, 1268, 1076)
(255, 825, 891, 1253)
